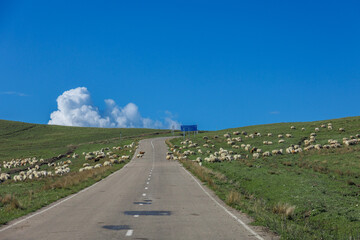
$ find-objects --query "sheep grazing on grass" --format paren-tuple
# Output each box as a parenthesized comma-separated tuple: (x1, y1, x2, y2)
(315, 128, 320, 132)
(224, 133, 231, 138)
(203, 136, 208, 140)
(290, 126, 296, 130)
(321, 124, 326, 128)
(94, 163, 102, 169)
(339, 128, 345, 132)
(285, 145, 303, 154)
(267, 133, 273, 137)
(263, 141, 268, 145)
(0, 173, 11, 182)
(344, 139, 358, 146)
(256, 132, 261, 137)
(272, 149, 283, 155)
(232, 145, 240, 149)
(285, 134, 292, 138)
(278, 139, 285, 143)
(252, 153, 260, 159)
(241, 131, 247, 135)
(278, 134, 283, 138)
(104, 161, 112, 167)
(301, 128, 305, 131)
(262, 151, 271, 157)
(233, 131, 240, 135)
(328, 125, 333, 130)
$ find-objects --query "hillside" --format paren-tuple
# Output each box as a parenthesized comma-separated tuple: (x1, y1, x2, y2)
(0, 119, 170, 161)
(170, 116, 360, 239)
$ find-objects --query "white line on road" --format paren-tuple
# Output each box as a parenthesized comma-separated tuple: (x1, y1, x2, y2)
(126, 229, 133, 236)
(146, 182, 149, 184)
(181, 167, 264, 240)
(142, 193, 146, 196)
(134, 215, 139, 218)
(145, 187, 148, 190)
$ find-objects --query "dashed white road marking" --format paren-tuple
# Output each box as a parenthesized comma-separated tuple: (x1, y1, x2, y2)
(146, 182, 149, 184)
(134, 215, 139, 218)
(126, 229, 133, 236)
(145, 187, 148, 190)
(147, 178, 150, 180)
(142, 193, 146, 196)
(139, 203, 143, 206)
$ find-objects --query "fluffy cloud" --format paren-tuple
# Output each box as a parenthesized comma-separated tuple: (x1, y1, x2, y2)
(48, 87, 180, 129)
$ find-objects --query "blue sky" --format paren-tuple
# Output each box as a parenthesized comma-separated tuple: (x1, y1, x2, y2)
(0, 0, 359, 130)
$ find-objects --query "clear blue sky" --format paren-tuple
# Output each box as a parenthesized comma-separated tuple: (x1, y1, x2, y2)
(1, 0, 359, 130)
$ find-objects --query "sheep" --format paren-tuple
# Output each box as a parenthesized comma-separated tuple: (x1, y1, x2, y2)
(278, 134, 283, 138)
(233, 154, 242, 160)
(278, 139, 285, 143)
(290, 126, 296, 130)
(263, 141, 268, 145)
(110, 159, 120, 164)
(315, 128, 320, 132)
(256, 132, 261, 137)
(344, 139, 358, 146)
(328, 125, 333, 130)
(104, 161, 112, 167)
(233, 131, 240, 135)
(272, 149, 283, 155)
(262, 151, 271, 157)
(241, 131, 247, 135)
(301, 128, 305, 131)
(253, 153, 260, 159)
(285, 134, 292, 138)
(339, 128, 345, 132)
(321, 124, 326, 128)
(224, 133, 231, 138)
(94, 163, 102, 168)
(268, 141, 273, 145)
(267, 133, 273, 137)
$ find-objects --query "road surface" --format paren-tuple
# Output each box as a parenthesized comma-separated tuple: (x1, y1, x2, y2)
(0, 137, 276, 240)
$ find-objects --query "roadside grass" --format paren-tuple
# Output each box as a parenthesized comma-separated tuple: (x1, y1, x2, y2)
(0, 142, 133, 225)
(0, 119, 178, 225)
(170, 116, 360, 239)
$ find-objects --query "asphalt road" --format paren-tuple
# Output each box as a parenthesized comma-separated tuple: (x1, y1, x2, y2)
(0, 137, 276, 240)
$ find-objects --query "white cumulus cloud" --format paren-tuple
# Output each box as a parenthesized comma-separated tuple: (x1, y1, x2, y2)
(48, 87, 180, 129)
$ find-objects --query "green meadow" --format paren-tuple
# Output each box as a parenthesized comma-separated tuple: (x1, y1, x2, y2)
(170, 116, 360, 239)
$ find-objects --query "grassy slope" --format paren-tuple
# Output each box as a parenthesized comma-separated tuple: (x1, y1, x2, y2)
(170, 116, 360, 239)
(0, 120, 173, 225)
(0, 119, 171, 162)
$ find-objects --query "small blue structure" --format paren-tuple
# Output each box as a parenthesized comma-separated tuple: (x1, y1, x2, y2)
(180, 125, 198, 139)
(180, 125, 198, 132)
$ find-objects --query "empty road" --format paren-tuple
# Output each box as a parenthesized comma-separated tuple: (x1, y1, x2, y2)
(0, 137, 275, 240)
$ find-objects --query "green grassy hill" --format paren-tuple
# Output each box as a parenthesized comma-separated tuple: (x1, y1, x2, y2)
(170, 116, 360, 239)
(0, 120, 172, 225)
(0, 119, 170, 161)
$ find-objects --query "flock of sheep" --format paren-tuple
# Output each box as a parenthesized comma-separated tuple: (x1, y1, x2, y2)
(0, 142, 136, 184)
(170, 122, 360, 164)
